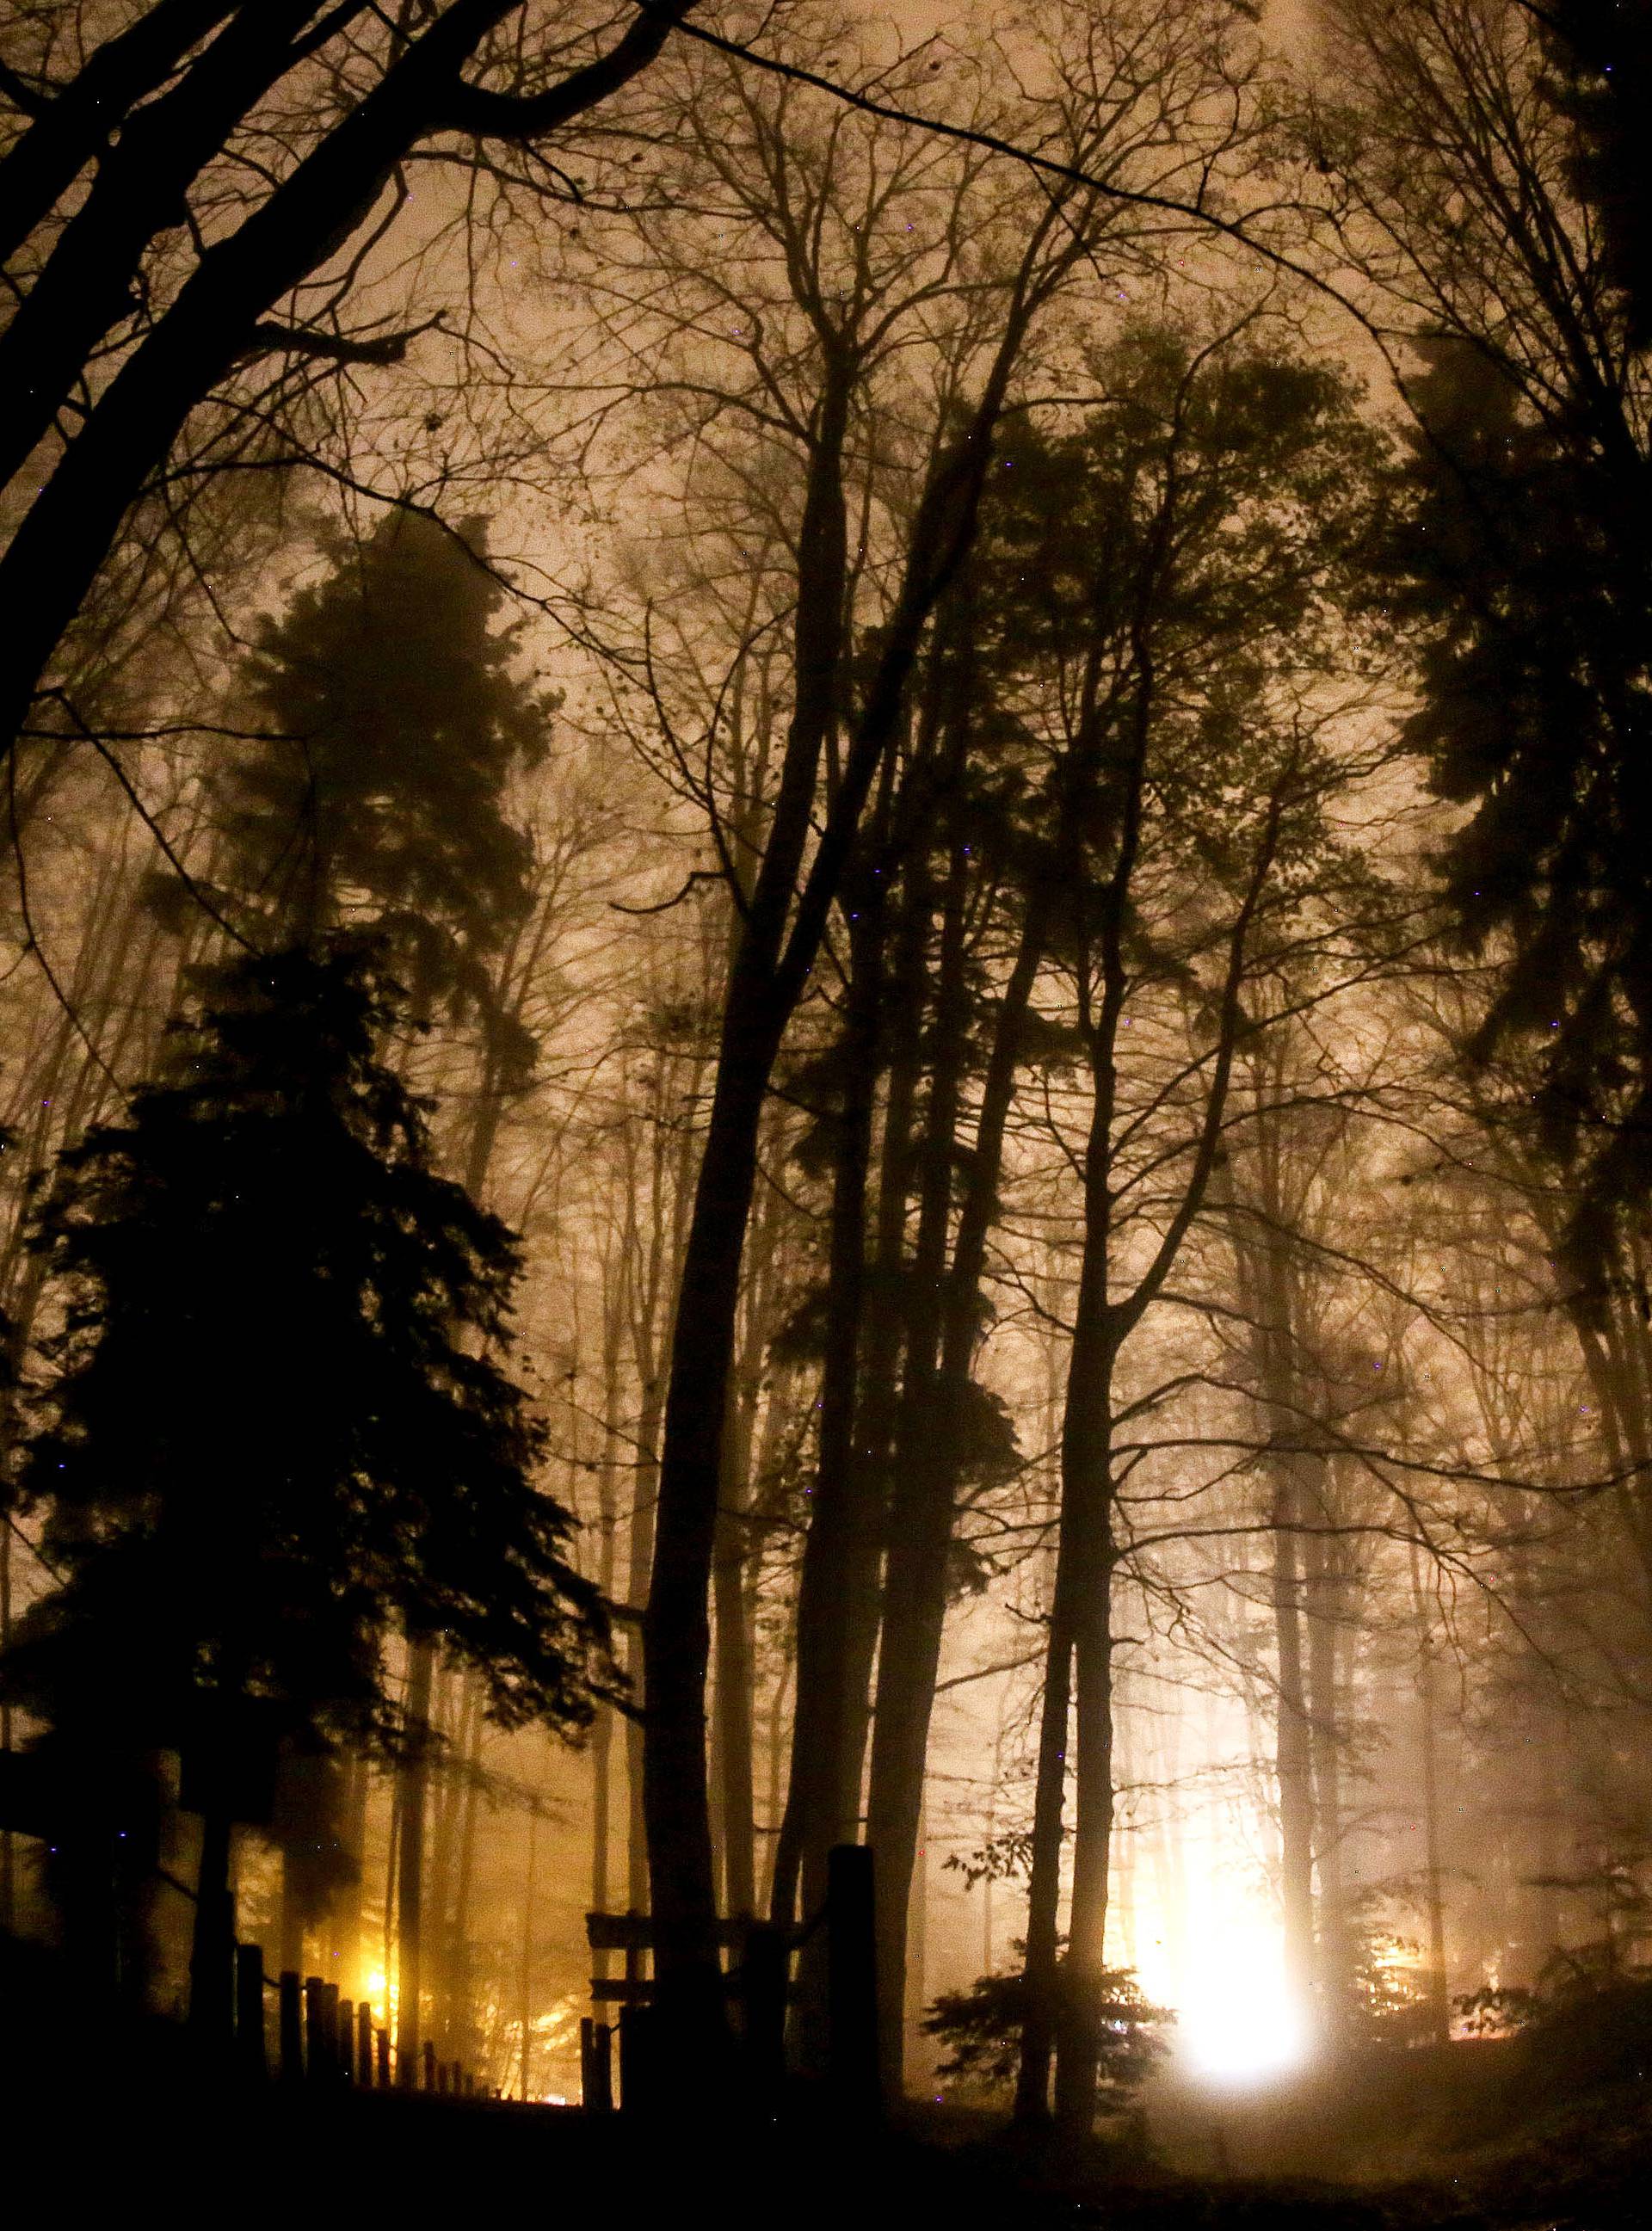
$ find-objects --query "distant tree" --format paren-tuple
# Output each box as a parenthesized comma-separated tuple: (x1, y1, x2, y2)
(222, 508, 550, 1025)
(2, 937, 610, 1774)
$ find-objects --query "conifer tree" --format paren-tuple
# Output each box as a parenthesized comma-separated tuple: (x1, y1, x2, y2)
(3, 938, 609, 1773)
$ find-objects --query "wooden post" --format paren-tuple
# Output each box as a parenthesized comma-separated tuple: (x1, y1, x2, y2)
(619, 2005, 659, 2117)
(422, 2037, 436, 2092)
(321, 1981, 340, 2085)
(357, 2000, 373, 2086)
(742, 1922, 788, 2117)
(338, 1998, 354, 2083)
(235, 1943, 267, 2080)
(375, 2025, 391, 2088)
(304, 1975, 329, 2084)
(188, 1815, 235, 2044)
(279, 1970, 304, 2083)
(827, 1845, 881, 2123)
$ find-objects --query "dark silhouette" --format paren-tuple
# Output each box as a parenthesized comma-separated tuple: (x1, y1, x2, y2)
(2, 939, 610, 1987)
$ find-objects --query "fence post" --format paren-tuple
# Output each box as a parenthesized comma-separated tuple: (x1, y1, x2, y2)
(619, 2005, 660, 2117)
(234, 1943, 267, 2080)
(595, 2020, 614, 2111)
(741, 1922, 788, 2119)
(188, 1814, 235, 2047)
(357, 2000, 373, 2086)
(279, 1970, 304, 2083)
(304, 1975, 329, 2085)
(827, 1845, 881, 2123)
(320, 1982, 340, 2085)
(338, 1998, 354, 2084)
(422, 2037, 436, 2092)
(375, 2025, 391, 2088)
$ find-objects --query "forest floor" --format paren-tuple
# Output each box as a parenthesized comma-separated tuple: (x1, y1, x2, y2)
(6, 1931, 1647, 2227)
(907, 2001, 1652, 2231)
(14, 2056, 1646, 2228)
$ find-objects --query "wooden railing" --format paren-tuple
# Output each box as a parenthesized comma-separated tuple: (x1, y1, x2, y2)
(578, 1843, 879, 2119)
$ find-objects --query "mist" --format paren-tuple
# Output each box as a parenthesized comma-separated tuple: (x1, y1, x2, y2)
(1, 3, 1648, 2222)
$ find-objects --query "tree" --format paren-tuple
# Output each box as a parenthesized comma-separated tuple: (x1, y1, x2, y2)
(2, 938, 610, 1987)
(1538, 0, 1652, 345)
(992, 322, 1391, 2132)
(601, 0, 1272, 2065)
(0, 2, 699, 765)
(1306, 0, 1652, 1273)
(225, 508, 550, 1009)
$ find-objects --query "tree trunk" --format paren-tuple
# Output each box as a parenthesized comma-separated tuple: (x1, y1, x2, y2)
(1305, 1508, 1350, 2034)
(591, 1307, 625, 1974)
(1272, 1472, 1318, 2029)
(1409, 1542, 1451, 2044)
(519, 1806, 539, 2102)
(770, 838, 891, 1929)
(393, 1635, 435, 2074)
(712, 1383, 757, 1919)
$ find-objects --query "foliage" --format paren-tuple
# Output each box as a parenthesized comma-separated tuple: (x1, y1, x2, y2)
(222, 510, 553, 1024)
(1380, 332, 1652, 1277)
(1453, 1983, 1538, 2040)
(0, 939, 612, 1771)
(1537, 0, 1652, 344)
(923, 1946, 1172, 2102)
(1343, 1914, 1434, 2042)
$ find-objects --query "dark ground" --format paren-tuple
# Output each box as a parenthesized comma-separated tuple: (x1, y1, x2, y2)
(3, 1935, 1647, 2227)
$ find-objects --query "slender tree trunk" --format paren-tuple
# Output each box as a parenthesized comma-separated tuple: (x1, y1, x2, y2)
(1272, 1471, 1318, 2028)
(519, 1806, 539, 2102)
(1016, 1543, 1077, 2127)
(448, 1704, 484, 2068)
(394, 1636, 435, 2074)
(1409, 1542, 1451, 2044)
(1305, 1510, 1349, 2035)
(770, 835, 891, 1928)
(591, 1308, 624, 1973)
(712, 1384, 757, 1919)
(627, 1368, 663, 1914)
(1042, 1189, 1120, 2143)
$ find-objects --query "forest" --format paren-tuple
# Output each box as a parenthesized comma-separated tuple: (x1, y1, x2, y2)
(0, 2, 1649, 2222)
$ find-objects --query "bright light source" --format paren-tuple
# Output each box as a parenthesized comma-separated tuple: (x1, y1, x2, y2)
(1178, 1943, 1311, 2085)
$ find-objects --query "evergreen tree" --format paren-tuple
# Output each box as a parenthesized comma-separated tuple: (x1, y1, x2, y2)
(221, 510, 551, 1023)
(2, 938, 609, 1769)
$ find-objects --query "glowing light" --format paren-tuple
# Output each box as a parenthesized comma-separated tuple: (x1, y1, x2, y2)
(1129, 1846, 1315, 2086)
(1178, 1944, 1312, 2084)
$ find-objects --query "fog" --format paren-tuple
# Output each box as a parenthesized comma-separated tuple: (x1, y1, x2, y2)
(1, 3, 1648, 2223)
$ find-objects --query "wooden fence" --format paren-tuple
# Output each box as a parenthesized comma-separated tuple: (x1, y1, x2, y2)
(578, 1844, 880, 2119)
(221, 1935, 484, 2095)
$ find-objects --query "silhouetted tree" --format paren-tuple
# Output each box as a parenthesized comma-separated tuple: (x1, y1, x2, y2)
(225, 509, 548, 1017)
(0, 2, 699, 766)
(2, 939, 610, 1973)
(1310, 0, 1652, 1273)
